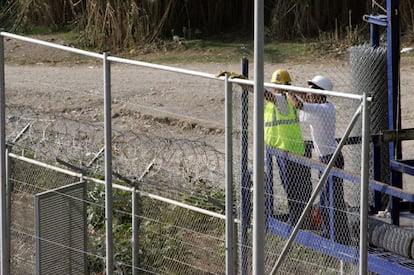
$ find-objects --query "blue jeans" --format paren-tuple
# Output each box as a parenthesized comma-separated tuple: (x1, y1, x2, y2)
(319, 152, 350, 244)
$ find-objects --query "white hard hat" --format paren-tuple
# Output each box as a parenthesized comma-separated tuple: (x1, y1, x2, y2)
(307, 75, 333, 91)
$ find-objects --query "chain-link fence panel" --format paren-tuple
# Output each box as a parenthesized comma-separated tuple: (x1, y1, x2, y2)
(9, 154, 227, 274)
(229, 44, 414, 273)
(230, 62, 363, 273)
(84, 180, 226, 274)
(4, 53, 230, 274)
(9, 157, 81, 275)
(279, 92, 362, 273)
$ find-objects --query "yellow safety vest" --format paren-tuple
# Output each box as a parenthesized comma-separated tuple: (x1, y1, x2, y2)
(264, 99, 305, 155)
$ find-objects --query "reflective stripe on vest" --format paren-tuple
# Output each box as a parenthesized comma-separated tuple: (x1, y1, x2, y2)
(264, 116, 299, 127)
(264, 100, 305, 155)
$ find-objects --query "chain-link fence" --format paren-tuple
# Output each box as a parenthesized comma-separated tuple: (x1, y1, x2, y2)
(8, 154, 226, 274)
(231, 69, 364, 273)
(229, 45, 414, 273)
(2, 32, 231, 274)
(1, 29, 414, 275)
(9, 157, 80, 275)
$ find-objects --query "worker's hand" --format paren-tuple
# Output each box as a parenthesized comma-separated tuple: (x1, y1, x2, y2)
(215, 70, 247, 79)
(229, 72, 247, 79)
(215, 70, 228, 77)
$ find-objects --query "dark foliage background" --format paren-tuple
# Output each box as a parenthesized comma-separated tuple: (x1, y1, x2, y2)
(0, 0, 412, 51)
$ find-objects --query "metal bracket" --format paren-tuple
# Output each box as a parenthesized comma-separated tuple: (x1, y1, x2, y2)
(363, 14, 388, 27)
(376, 128, 414, 142)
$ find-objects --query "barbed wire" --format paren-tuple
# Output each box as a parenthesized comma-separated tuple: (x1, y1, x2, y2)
(5, 104, 227, 204)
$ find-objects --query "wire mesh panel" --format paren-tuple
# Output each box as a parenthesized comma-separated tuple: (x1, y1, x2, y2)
(35, 182, 87, 275)
(84, 181, 226, 274)
(135, 189, 226, 274)
(231, 67, 363, 273)
(9, 158, 80, 275)
(264, 94, 361, 274)
(3, 50, 229, 273)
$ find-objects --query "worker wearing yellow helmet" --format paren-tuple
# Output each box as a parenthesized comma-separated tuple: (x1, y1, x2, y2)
(264, 69, 312, 227)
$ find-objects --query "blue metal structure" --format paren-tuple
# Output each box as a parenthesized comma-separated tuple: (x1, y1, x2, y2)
(264, 146, 414, 273)
(365, 0, 404, 226)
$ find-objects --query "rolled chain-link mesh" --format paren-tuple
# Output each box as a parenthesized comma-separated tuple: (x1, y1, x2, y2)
(350, 45, 392, 240)
(350, 44, 389, 185)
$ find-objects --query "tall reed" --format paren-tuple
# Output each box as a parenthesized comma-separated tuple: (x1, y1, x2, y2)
(0, 0, 412, 52)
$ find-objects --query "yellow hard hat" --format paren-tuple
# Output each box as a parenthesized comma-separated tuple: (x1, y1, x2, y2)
(271, 69, 291, 84)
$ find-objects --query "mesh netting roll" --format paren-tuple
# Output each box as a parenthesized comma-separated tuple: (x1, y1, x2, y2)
(369, 218, 414, 259)
(350, 44, 389, 186)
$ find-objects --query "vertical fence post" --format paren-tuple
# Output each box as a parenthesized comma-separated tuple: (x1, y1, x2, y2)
(359, 92, 370, 274)
(0, 31, 9, 275)
(5, 146, 10, 274)
(387, 0, 402, 226)
(239, 58, 249, 275)
(369, 14, 383, 215)
(225, 75, 235, 274)
(132, 185, 139, 275)
(103, 52, 113, 275)
(0, 30, 10, 275)
(253, 0, 265, 273)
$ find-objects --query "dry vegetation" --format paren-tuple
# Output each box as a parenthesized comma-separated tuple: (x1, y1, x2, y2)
(0, 1, 412, 55)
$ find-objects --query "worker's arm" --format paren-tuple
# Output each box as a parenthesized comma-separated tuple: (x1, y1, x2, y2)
(239, 85, 278, 105)
(264, 89, 278, 105)
(286, 92, 303, 110)
(216, 71, 279, 105)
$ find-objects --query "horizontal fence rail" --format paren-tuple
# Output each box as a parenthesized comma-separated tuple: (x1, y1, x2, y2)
(9, 153, 225, 220)
(0, 31, 364, 100)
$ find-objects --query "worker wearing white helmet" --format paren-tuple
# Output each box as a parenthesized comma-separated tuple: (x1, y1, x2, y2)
(287, 75, 350, 245)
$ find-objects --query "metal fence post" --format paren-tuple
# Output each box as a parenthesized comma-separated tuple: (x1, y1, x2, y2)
(132, 185, 139, 275)
(103, 52, 113, 275)
(0, 30, 10, 275)
(225, 75, 235, 274)
(253, 0, 265, 272)
(359, 92, 370, 274)
(387, 0, 402, 226)
(5, 146, 10, 274)
(239, 58, 249, 275)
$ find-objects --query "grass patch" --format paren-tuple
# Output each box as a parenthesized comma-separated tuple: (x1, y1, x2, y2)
(131, 39, 314, 64)
(264, 42, 314, 63)
(401, 49, 414, 57)
(51, 31, 80, 43)
(10, 30, 401, 65)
